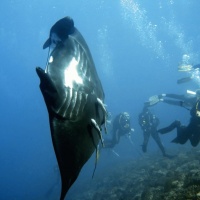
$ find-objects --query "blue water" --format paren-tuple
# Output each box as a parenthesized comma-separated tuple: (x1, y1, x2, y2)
(1, 0, 200, 199)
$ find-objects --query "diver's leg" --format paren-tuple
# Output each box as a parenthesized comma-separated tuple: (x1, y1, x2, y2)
(189, 135, 200, 147)
(113, 129, 120, 144)
(103, 139, 116, 148)
(162, 99, 183, 107)
(152, 131, 175, 158)
(188, 126, 200, 147)
(151, 131, 166, 156)
(103, 129, 120, 148)
(142, 131, 150, 153)
(158, 120, 181, 134)
(165, 94, 185, 100)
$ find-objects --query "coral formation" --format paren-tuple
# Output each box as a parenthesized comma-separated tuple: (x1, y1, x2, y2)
(71, 147, 200, 200)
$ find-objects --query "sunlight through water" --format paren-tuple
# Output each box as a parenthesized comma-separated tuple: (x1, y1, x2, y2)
(119, 0, 166, 61)
(97, 25, 114, 78)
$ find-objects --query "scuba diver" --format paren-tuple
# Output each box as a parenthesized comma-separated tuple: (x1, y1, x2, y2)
(158, 98, 200, 147)
(158, 89, 200, 109)
(103, 112, 134, 148)
(138, 105, 172, 158)
(145, 89, 200, 110)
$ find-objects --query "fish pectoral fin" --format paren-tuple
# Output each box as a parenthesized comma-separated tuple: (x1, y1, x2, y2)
(36, 67, 57, 94)
(43, 38, 51, 49)
(36, 67, 61, 113)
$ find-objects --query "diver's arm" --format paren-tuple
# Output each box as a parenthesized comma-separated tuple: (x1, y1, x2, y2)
(156, 117, 160, 127)
(144, 101, 151, 107)
(138, 117, 147, 130)
(126, 128, 134, 138)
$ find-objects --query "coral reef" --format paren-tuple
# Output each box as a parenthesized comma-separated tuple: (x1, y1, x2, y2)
(71, 147, 200, 200)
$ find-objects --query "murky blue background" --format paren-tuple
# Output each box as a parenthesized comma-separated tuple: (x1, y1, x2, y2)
(1, 0, 200, 199)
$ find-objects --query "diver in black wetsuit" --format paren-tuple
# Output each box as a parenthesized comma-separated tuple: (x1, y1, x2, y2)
(158, 89, 200, 109)
(103, 112, 133, 148)
(158, 98, 200, 147)
(138, 105, 172, 157)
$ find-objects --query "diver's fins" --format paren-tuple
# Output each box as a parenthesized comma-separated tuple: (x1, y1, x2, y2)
(177, 76, 193, 84)
(148, 95, 160, 106)
(158, 120, 180, 134)
(171, 137, 180, 144)
(178, 64, 193, 72)
(171, 132, 188, 145)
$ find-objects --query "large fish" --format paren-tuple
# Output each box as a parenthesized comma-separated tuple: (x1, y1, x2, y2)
(36, 16, 107, 200)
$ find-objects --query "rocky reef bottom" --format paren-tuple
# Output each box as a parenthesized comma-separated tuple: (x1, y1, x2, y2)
(70, 147, 200, 200)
